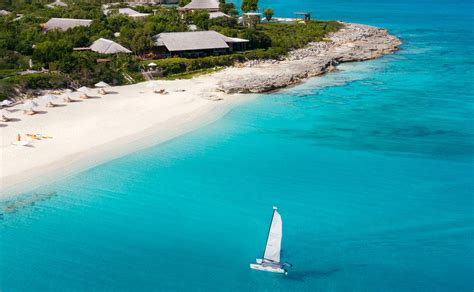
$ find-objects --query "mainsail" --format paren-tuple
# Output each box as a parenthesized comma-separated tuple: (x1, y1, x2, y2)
(263, 207, 282, 263)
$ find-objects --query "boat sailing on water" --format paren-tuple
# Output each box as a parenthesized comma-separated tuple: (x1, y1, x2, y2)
(250, 206, 293, 275)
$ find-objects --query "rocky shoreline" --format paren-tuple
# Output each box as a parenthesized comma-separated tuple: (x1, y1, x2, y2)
(217, 22, 401, 93)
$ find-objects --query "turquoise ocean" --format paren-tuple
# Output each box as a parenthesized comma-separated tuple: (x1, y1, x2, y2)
(1, 0, 473, 290)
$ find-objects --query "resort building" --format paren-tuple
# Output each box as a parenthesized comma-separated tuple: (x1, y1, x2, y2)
(42, 18, 93, 32)
(129, 0, 178, 3)
(89, 38, 132, 54)
(178, 0, 220, 12)
(104, 8, 151, 19)
(209, 11, 230, 19)
(46, 0, 68, 8)
(152, 30, 248, 57)
(0, 10, 11, 16)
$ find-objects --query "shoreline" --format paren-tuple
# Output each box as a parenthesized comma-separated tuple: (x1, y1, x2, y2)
(0, 96, 250, 198)
(0, 22, 401, 200)
(217, 22, 401, 93)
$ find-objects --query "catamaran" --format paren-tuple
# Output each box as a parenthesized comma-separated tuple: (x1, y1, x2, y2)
(250, 206, 293, 275)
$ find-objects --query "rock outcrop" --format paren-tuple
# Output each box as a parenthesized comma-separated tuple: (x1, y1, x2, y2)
(217, 23, 401, 93)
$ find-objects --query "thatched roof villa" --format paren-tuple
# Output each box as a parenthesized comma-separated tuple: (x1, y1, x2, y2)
(209, 11, 230, 19)
(152, 30, 248, 57)
(43, 18, 93, 31)
(74, 38, 131, 55)
(179, 0, 220, 12)
(90, 38, 132, 54)
(0, 9, 11, 16)
(104, 7, 151, 19)
(46, 0, 68, 8)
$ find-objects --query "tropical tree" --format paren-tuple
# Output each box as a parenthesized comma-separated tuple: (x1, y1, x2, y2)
(178, 0, 191, 7)
(130, 30, 152, 56)
(219, 1, 238, 16)
(264, 8, 273, 21)
(241, 0, 258, 13)
(186, 10, 210, 30)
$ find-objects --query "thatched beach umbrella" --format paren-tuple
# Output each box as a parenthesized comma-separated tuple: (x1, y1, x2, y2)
(23, 100, 38, 115)
(0, 109, 11, 122)
(42, 94, 59, 107)
(77, 86, 90, 93)
(24, 100, 38, 108)
(76, 86, 91, 99)
(94, 81, 110, 88)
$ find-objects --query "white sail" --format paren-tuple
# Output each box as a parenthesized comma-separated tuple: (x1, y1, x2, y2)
(263, 208, 282, 263)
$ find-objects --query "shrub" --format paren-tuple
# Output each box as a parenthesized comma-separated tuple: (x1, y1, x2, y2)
(154, 58, 192, 75)
(238, 30, 272, 49)
(5, 73, 68, 93)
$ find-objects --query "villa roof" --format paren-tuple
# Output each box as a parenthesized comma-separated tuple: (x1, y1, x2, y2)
(153, 31, 226, 52)
(153, 31, 248, 52)
(46, 0, 68, 8)
(0, 9, 11, 16)
(105, 7, 151, 18)
(225, 37, 249, 43)
(43, 18, 92, 31)
(180, 0, 220, 11)
(89, 38, 132, 54)
(209, 11, 230, 19)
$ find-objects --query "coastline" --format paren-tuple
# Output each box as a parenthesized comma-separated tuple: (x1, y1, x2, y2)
(217, 23, 401, 93)
(0, 22, 401, 199)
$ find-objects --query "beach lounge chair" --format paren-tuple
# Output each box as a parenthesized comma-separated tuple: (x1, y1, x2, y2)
(97, 89, 107, 95)
(154, 89, 168, 95)
(80, 93, 89, 99)
(12, 141, 30, 146)
(46, 101, 57, 108)
(26, 134, 42, 140)
(1, 115, 10, 122)
(23, 109, 36, 115)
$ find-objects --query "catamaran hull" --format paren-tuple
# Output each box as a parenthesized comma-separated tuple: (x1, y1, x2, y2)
(250, 263, 286, 274)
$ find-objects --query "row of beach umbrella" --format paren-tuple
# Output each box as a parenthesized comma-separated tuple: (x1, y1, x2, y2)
(2, 81, 111, 121)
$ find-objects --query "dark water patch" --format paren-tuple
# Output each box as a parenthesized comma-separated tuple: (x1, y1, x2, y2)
(0, 192, 58, 217)
(260, 124, 474, 160)
(287, 267, 342, 282)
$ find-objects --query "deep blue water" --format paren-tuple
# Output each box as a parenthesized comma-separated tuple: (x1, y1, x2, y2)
(1, 0, 473, 290)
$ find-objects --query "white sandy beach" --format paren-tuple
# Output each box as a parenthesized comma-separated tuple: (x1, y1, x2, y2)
(0, 23, 400, 199)
(0, 75, 243, 198)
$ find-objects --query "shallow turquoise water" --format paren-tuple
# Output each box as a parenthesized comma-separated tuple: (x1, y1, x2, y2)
(1, 0, 473, 290)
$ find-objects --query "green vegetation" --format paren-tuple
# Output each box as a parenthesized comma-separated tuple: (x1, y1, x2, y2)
(264, 8, 273, 21)
(0, 0, 342, 100)
(218, 0, 238, 16)
(143, 48, 287, 76)
(178, 0, 191, 7)
(260, 21, 341, 50)
(241, 0, 259, 13)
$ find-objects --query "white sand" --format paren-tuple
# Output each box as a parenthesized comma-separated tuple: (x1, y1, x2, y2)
(0, 75, 244, 198)
(0, 23, 400, 199)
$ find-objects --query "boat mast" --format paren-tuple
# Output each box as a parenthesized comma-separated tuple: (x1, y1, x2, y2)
(262, 206, 277, 261)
